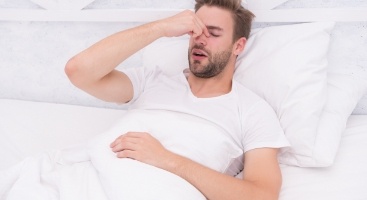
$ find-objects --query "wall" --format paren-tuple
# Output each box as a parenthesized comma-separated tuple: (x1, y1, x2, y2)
(0, 0, 366, 114)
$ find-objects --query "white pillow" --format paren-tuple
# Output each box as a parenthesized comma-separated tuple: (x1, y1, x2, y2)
(312, 67, 367, 165)
(234, 22, 335, 167)
(142, 37, 189, 75)
(235, 23, 366, 166)
(142, 22, 364, 167)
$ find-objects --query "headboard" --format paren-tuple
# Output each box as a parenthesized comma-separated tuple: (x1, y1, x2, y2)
(1, 0, 367, 22)
(0, 0, 366, 114)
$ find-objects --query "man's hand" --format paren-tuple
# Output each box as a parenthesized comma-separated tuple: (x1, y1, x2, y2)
(158, 10, 210, 38)
(110, 132, 176, 169)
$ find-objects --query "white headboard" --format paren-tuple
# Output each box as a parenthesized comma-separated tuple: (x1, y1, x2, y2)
(0, 0, 367, 22)
(0, 0, 366, 114)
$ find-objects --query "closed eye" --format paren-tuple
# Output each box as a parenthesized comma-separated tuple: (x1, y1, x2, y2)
(210, 32, 220, 37)
(206, 25, 223, 38)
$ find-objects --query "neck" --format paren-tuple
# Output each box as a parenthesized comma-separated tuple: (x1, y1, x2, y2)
(186, 67, 234, 98)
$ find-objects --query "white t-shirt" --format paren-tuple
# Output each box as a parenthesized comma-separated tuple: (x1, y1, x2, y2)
(122, 67, 289, 176)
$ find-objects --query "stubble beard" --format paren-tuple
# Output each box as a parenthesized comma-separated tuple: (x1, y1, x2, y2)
(188, 45, 232, 79)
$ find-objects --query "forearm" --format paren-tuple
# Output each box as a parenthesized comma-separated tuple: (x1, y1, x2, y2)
(111, 133, 281, 199)
(66, 21, 165, 83)
(66, 9, 208, 83)
(165, 155, 274, 200)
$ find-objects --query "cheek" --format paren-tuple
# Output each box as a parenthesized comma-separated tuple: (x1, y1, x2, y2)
(189, 37, 196, 46)
(209, 36, 232, 48)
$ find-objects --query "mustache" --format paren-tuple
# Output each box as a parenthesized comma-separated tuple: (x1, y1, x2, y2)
(190, 44, 210, 55)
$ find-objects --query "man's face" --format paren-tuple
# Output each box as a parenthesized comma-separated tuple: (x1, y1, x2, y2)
(188, 5, 235, 78)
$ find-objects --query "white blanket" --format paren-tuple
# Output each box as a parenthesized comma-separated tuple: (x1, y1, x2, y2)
(0, 144, 205, 200)
(2, 100, 367, 200)
(0, 109, 216, 200)
(0, 144, 108, 200)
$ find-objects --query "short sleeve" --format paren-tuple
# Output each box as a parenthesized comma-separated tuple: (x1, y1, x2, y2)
(241, 100, 290, 153)
(121, 67, 163, 105)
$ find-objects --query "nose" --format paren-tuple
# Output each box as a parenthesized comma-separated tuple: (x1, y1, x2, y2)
(194, 32, 207, 46)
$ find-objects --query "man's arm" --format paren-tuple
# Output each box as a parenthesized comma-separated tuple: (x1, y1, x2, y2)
(64, 10, 209, 104)
(111, 132, 282, 200)
(168, 148, 282, 200)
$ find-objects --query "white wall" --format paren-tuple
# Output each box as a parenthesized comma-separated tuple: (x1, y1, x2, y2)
(0, 0, 366, 114)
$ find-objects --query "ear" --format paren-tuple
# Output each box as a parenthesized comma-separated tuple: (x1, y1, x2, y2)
(233, 37, 247, 56)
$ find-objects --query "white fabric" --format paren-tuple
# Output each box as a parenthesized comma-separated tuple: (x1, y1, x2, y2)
(142, 36, 189, 76)
(234, 22, 334, 166)
(89, 67, 288, 199)
(1, 100, 367, 200)
(312, 67, 367, 166)
(0, 99, 126, 170)
(88, 106, 287, 199)
(279, 115, 367, 200)
(123, 67, 289, 167)
(143, 22, 366, 167)
(0, 99, 123, 199)
(88, 109, 207, 200)
(0, 145, 108, 200)
(0, 99, 206, 200)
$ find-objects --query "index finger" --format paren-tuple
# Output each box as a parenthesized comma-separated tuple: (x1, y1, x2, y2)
(194, 16, 210, 37)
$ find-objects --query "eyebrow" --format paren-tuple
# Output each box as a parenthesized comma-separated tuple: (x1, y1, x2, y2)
(206, 25, 223, 32)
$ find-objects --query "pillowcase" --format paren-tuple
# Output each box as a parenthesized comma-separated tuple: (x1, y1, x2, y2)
(234, 22, 335, 167)
(312, 67, 367, 165)
(234, 22, 367, 167)
(143, 22, 366, 167)
(142, 37, 189, 75)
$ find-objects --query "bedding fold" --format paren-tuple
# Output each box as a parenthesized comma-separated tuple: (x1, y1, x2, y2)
(0, 144, 108, 200)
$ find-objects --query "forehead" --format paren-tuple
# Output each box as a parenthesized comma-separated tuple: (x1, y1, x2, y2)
(196, 5, 234, 33)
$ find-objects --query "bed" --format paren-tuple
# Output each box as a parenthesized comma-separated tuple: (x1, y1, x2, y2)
(1, 0, 367, 200)
(1, 101, 367, 200)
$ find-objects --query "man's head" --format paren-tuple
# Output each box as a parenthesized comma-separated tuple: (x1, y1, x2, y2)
(188, 0, 255, 79)
(195, 0, 255, 43)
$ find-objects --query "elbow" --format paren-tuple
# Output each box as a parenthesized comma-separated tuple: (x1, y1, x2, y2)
(65, 56, 79, 81)
(64, 56, 86, 87)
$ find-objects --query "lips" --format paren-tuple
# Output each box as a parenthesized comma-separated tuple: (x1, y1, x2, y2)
(191, 48, 208, 60)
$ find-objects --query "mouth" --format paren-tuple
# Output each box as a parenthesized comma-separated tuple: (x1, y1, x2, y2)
(191, 48, 208, 60)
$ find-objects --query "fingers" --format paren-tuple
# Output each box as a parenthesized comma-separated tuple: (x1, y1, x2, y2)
(111, 139, 137, 153)
(110, 132, 144, 148)
(162, 10, 209, 38)
(116, 149, 137, 159)
(187, 11, 209, 38)
(109, 132, 170, 168)
(193, 16, 210, 38)
(110, 132, 142, 151)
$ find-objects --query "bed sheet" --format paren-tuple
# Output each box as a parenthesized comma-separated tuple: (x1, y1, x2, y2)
(1, 99, 367, 200)
(280, 115, 367, 200)
(0, 99, 126, 170)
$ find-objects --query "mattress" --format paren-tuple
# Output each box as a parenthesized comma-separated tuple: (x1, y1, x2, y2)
(0, 99, 366, 199)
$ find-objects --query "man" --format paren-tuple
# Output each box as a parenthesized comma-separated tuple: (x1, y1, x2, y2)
(65, 0, 289, 199)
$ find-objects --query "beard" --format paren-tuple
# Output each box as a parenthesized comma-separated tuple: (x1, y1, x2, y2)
(188, 44, 232, 78)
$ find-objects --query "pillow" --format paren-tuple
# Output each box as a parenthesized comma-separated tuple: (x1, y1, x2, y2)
(142, 37, 189, 75)
(236, 23, 366, 167)
(312, 67, 367, 164)
(234, 22, 335, 167)
(142, 22, 365, 167)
